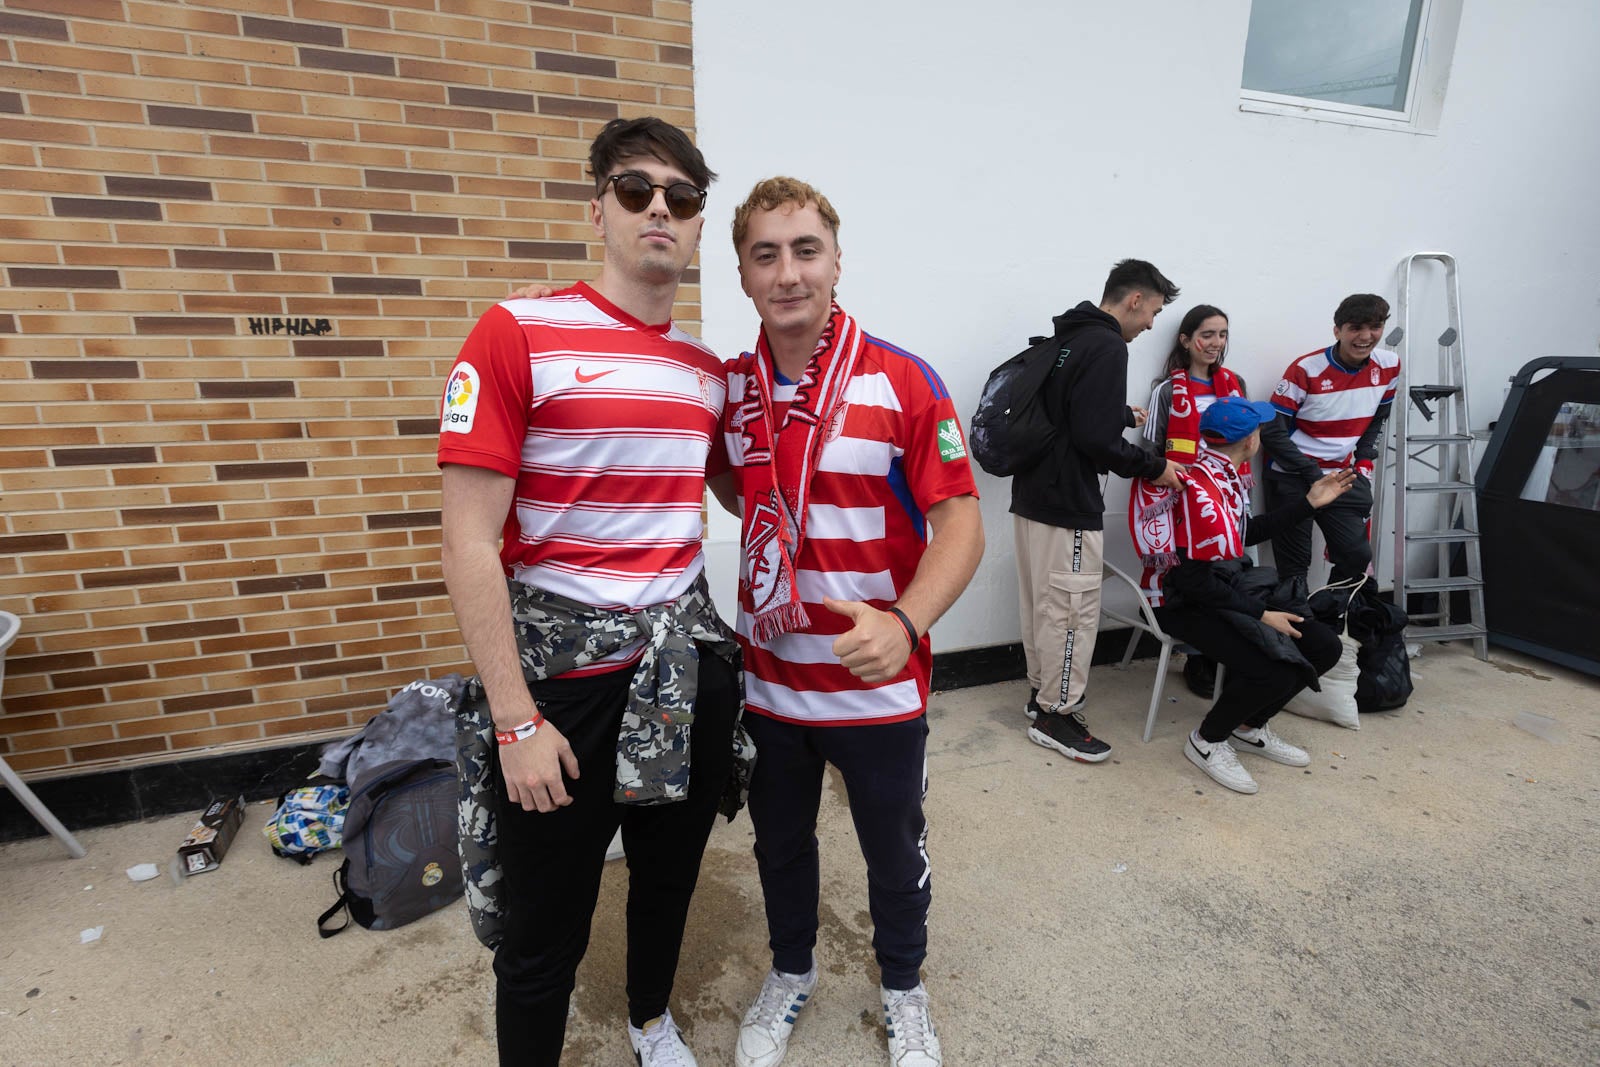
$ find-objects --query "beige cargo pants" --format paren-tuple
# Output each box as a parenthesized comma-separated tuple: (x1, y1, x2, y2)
(1013, 516, 1103, 713)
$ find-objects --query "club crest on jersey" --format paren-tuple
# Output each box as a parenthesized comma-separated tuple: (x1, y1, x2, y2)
(937, 417, 967, 462)
(1370, 366, 1381, 385)
(442, 362, 480, 434)
(825, 402, 849, 443)
(696, 367, 715, 411)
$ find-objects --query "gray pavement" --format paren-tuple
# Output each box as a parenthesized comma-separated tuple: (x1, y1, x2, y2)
(2, 644, 1597, 1066)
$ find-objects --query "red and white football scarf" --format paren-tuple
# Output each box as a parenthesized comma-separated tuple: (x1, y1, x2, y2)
(735, 304, 864, 643)
(1130, 447, 1247, 605)
(1163, 366, 1245, 463)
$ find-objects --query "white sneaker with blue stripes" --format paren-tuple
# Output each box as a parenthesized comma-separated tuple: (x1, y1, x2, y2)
(735, 966, 817, 1067)
(882, 982, 943, 1066)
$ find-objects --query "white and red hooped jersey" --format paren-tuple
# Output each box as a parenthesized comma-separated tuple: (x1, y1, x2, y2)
(437, 284, 727, 671)
(723, 334, 978, 727)
(1269, 345, 1399, 471)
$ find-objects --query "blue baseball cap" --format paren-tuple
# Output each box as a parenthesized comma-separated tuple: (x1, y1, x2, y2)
(1199, 397, 1279, 443)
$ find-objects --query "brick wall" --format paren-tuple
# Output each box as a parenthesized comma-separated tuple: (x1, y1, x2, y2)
(0, 0, 699, 777)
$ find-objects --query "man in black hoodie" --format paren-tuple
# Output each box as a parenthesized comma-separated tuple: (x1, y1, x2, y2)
(1012, 259, 1184, 762)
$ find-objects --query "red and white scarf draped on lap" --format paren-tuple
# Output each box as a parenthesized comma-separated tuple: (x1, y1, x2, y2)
(1129, 445, 1248, 605)
(735, 303, 865, 643)
(1165, 366, 1249, 476)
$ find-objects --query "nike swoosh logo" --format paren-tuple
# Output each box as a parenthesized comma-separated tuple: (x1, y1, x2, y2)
(574, 368, 615, 383)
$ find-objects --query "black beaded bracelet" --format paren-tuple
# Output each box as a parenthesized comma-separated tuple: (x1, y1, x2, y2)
(887, 606, 920, 654)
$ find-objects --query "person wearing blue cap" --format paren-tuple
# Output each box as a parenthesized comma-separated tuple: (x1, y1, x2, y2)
(1130, 396, 1355, 794)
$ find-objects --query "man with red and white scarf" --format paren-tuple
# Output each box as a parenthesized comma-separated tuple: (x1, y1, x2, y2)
(711, 177, 983, 1067)
(1130, 397, 1354, 795)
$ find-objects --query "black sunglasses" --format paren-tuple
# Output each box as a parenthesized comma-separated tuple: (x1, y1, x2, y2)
(602, 173, 707, 221)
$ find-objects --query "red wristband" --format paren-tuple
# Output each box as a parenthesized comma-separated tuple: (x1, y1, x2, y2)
(494, 710, 545, 746)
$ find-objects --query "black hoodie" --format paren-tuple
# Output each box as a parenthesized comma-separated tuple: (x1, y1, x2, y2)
(1008, 301, 1167, 530)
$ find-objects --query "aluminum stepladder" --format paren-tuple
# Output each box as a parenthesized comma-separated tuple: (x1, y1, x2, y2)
(1369, 252, 1488, 658)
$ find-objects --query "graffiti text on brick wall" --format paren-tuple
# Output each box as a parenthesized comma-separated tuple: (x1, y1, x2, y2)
(248, 317, 334, 336)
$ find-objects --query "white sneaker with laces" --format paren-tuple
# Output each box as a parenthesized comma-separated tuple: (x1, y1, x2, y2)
(628, 1008, 698, 1067)
(1184, 731, 1258, 794)
(1231, 723, 1310, 766)
(882, 983, 943, 1066)
(735, 967, 817, 1067)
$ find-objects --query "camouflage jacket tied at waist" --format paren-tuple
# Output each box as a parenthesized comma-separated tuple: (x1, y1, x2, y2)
(452, 571, 754, 950)
(505, 570, 752, 807)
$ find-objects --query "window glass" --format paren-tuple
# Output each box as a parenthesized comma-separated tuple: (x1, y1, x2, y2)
(1519, 402, 1600, 511)
(1242, 0, 1427, 113)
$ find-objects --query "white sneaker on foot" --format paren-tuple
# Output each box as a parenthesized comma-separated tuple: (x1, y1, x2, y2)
(1185, 731, 1258, 794)
(882, 983, 942, 1066)
(735, 967, 817, 1067)
(629, 1008, 698, 1067)
(1231, 723, 1310, 766)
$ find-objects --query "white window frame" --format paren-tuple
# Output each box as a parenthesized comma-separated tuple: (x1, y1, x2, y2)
(1238, 0, 1462, 135)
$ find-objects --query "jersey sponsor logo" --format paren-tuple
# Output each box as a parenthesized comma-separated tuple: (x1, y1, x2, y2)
(441, 362, 479, 433)
(937, 417, 966, 462)
(575, 367, 615, 383)
(1319, 378, 1333, 389)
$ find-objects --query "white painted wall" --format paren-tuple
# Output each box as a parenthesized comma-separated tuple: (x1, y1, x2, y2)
(691, 0, 1600, 652)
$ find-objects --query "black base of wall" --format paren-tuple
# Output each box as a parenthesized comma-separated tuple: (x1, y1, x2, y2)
(1, 740, 325, 844)
(3, 626, 1165, 843)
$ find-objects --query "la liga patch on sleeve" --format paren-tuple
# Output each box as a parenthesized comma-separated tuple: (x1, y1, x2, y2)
(937, 417, 967, 462)
(441, 362, 480, 434)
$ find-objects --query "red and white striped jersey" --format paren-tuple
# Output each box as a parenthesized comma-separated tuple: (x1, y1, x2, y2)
(1269, 345, 1399, 471)
(437, 284, 726, 672)
(723, 333, 978, 727)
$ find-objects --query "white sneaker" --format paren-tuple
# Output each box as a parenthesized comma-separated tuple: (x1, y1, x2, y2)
(1184, 732, 1258, 795)
(882, 983, 943, 1066)
(1231, 723, 1310, 767)
(629, 1008, 698, 1067)
(735, 967, 817, 1067)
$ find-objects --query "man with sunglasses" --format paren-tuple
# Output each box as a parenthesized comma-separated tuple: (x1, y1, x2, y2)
(438, 116, 739, 1067)
(716, 177, 984, 1067)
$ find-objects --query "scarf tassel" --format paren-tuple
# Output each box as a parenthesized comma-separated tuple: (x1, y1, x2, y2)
(1137, 551, 1181, 569)
(1139, 491, 1180, 522)
(752, 601, 810, 645)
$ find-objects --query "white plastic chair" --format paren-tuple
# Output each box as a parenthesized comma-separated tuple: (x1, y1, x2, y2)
(1099, 563, 1224, 743)
(0, 611, 87, 858)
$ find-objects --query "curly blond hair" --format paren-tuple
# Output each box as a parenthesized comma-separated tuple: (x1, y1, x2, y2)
(731, 176, 840, 252)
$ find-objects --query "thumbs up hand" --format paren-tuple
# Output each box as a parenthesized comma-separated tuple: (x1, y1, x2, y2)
(823, 597, 914, 684)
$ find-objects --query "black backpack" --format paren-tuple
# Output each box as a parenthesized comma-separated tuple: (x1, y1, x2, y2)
(317, 758, 463, 937)
(969, 333, 1071, 477)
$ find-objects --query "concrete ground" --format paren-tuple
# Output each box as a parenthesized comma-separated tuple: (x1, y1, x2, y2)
(2, 644, 1597, 1066)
